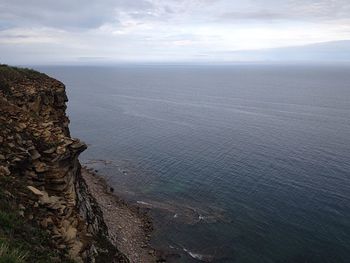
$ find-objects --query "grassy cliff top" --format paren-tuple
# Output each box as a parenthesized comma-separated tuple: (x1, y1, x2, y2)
(0, 65, 64, 96)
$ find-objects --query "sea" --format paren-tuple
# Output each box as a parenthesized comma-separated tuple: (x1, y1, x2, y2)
(37, 64, 350, 263)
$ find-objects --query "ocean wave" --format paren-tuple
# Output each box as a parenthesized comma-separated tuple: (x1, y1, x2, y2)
(183, 248, 214, 262)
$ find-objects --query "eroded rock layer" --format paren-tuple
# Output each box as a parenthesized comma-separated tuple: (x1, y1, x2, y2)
(0, 65, 128, 262)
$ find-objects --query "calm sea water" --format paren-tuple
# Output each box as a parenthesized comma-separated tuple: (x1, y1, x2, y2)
(38, 65, 350, 263)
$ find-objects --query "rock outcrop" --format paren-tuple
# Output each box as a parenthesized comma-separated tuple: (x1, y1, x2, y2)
(0, 65, 128, 262)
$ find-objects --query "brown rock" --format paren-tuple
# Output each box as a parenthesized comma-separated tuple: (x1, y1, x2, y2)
(34, 162, 48, 173)
(56, 146, 66, 155)
(64, 226, 77, 242)
(70, 141, 86, 149)
(0, 166, 10, 176)
(43, 147, 56, 154)
(27, 186, 44, 196)
(29, 149, 41, 160)
(18, 123, 27, 130)
(25, 170, 37, 179)
(41, 217, 54, 229)
(42, 130, 51, 138)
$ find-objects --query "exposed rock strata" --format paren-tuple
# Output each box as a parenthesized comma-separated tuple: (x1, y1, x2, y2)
(0, 65, 128, 262)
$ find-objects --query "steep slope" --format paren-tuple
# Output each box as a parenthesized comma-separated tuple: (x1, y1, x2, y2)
(0, 65, 128, 262)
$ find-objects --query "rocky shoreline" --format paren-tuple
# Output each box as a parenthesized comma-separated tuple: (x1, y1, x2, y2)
(81, 167, 163, 263)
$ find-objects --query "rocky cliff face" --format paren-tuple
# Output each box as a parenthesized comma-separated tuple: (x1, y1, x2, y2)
(0, 65, 128, 262)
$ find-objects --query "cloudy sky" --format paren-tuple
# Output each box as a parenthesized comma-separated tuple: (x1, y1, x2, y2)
(1, 0, 350, 64)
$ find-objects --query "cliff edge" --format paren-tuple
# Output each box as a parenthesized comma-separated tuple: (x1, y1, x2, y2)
(0, 65, 128, 262)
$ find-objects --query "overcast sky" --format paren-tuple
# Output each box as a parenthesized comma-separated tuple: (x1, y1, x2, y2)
(1, 0, 350, 64)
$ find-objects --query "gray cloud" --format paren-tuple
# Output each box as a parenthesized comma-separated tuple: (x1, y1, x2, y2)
(2, 0, 350, 30)
(0, 0, 154, 29)
(287, 0, 350, 19)
(0, 0, 350, 64)
(217, 0, 350, 22)
(219, 11, 286, 21)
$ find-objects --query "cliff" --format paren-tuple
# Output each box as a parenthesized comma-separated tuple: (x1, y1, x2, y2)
(0, 65, 128, 262)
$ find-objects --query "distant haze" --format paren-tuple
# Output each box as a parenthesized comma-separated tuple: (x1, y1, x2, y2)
(1, 0, 350, 64)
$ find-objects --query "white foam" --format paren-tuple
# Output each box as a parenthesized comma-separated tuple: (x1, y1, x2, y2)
(183, 248, 213, 262)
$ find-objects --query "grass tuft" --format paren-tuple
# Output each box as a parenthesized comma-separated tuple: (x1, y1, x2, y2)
(0, 211, 17, 232)
(0, 243, 27, 263)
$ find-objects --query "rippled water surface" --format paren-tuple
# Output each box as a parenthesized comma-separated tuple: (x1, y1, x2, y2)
(38, 65, 350, 262)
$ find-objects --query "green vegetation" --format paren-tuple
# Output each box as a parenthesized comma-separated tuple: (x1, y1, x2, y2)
(0, 210, 18, 232)
(0, 243, 27, 263)
(0, 178, 74, 263)
(0, 64, 48, 96)
(0, 64, 46, 80)
(0, 75, 11, 96)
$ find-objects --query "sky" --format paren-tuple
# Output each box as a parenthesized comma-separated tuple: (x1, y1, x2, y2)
(1, 0, 350, 64)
